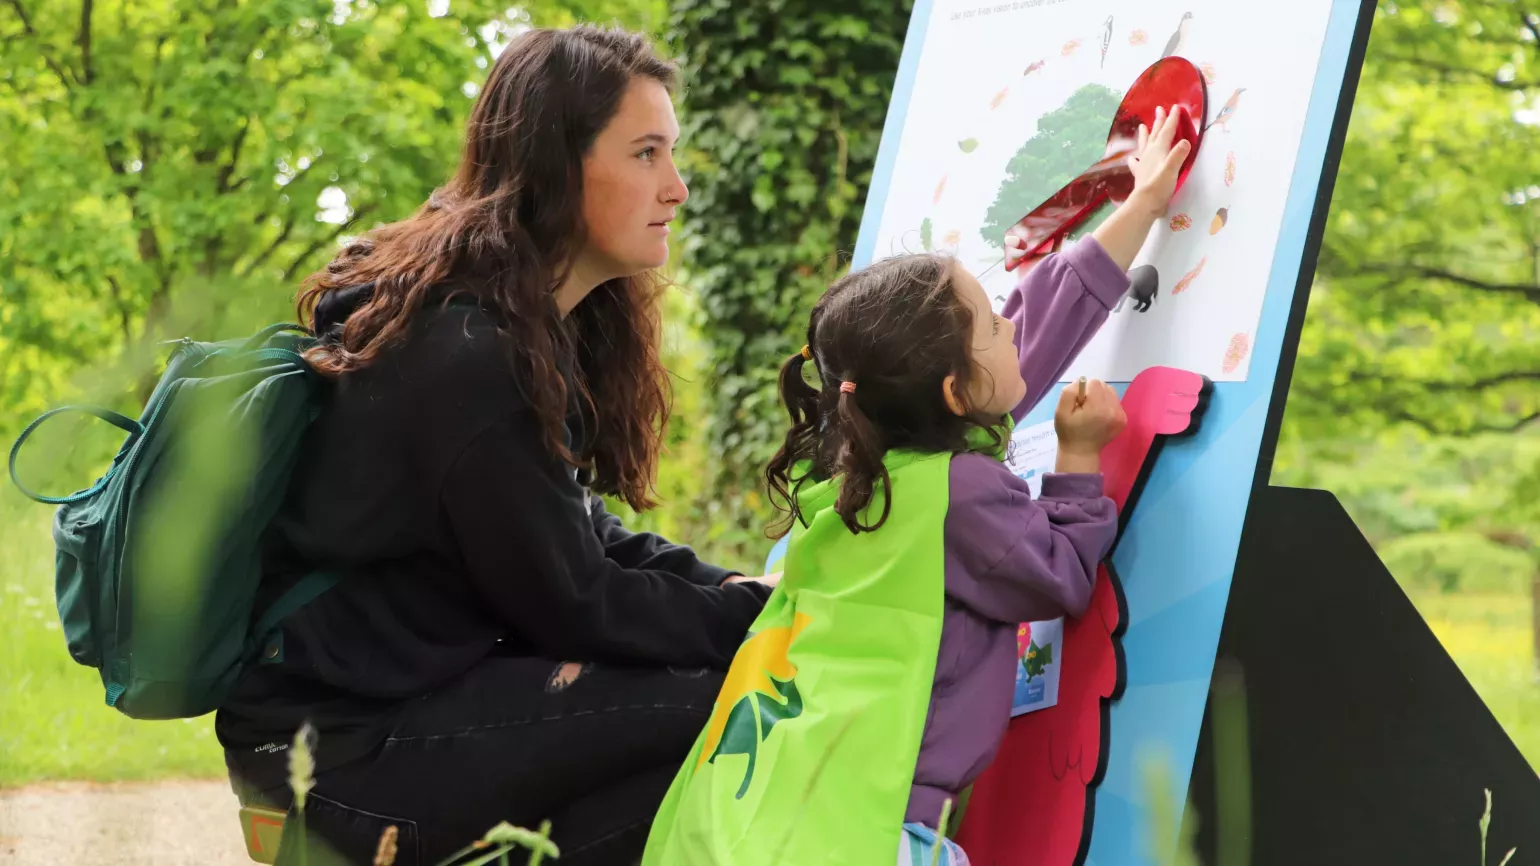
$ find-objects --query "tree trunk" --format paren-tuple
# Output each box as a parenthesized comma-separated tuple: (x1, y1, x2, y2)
(1532, 570, 1539, 682)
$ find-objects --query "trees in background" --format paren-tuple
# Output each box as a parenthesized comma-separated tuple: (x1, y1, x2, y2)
(663, 0, 912, 551)
(0, 0, 660, 429)
(1277, 1, 1540, 560)
(3, 0, 1536, 575)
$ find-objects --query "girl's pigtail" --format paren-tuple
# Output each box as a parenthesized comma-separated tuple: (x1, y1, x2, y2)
(832, 381, 894, 534)
(765, 346, 824, 537)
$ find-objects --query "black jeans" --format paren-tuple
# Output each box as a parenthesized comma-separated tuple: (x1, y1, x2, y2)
(235, 656, 724, 866)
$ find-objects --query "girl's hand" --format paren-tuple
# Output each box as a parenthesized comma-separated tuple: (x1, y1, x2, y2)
(1004, 233, 1027, 270)
(1054, 378, 1126, 467)
(725, 572, 781, 589)
(1126, 105, 1194, 215)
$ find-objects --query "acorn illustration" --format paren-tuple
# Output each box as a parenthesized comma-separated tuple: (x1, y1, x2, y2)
(1210, 207, 1229, 235)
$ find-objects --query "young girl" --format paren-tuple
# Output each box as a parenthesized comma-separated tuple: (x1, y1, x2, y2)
(643, 107, 1192, 866)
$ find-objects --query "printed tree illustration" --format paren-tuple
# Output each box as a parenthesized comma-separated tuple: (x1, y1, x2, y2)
(980, 83, 1124, 248)
(1022, 640, 1054, 681)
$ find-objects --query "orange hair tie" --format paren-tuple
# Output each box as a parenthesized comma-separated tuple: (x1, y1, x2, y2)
(839, 381, 856, 394)
(800, 345, 812, 361)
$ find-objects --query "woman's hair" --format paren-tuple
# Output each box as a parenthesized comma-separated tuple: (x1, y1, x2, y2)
(296, 26, 676, 510)
(765, 254, 1007, 535)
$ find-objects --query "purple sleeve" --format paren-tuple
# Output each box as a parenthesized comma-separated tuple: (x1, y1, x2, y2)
(943, 453, 1118, 624)
(1003, 237, 1130, 423)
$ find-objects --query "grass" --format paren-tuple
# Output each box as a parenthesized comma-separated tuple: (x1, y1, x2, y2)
(0, 503, 225, 787)
(1406, 588, 1540, 771)
(2, 488, 1535, 791)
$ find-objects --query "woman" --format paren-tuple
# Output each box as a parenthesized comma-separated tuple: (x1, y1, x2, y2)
(218, 25, 775, 866)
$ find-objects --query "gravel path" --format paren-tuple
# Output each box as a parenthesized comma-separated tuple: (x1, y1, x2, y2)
(0, 779, 250, 865)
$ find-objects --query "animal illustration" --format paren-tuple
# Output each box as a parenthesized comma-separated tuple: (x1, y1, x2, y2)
(1024, 59, 1047, 75)
(956, 368, 1213, 866)
(1100, 16, 1114, 68)
(1128, 265, 1159, 312)
(1162, 12, 1193, 58)
(1207, 88, 1246, 132)
(1112, 265, 1160, 314)
(697, 613, 811, 799)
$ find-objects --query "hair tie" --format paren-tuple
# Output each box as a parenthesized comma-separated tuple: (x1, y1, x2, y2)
(839, 381, 856, 394)
(800, 345, 812, 361)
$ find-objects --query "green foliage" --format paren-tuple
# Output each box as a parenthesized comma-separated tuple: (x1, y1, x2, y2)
(1381, 532, 1534, 594)
(605, 282, 768, 571)
(0, 0, 663, 444)
(980, 83, 1121, 246)
(1273, 429, 1540, 544)
(1281, 0, 1540, 442)
(665, 0, 913, 556)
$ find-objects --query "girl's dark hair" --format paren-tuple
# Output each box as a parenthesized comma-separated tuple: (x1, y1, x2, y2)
(296, 26, 676, 510)
(765, 254, 1006, 535)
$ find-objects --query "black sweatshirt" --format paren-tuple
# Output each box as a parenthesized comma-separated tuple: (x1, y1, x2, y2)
(215, 288, 769, 772)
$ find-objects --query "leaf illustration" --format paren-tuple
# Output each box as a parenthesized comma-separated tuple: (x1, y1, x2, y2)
(1222, 332, 1251, 374)
(1172, 256, 1208, 295)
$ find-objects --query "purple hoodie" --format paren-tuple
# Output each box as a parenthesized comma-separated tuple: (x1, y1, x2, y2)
(904, 237, 1129, 825)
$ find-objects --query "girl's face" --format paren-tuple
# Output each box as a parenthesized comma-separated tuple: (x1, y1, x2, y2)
(946, 261, 1027, 416)
(578, 77, 689, 279)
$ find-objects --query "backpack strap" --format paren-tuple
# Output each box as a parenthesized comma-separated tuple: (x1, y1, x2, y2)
(8, 406, 145, 505)
(249, 571, 342, 663)
(238, 323, 311, 354)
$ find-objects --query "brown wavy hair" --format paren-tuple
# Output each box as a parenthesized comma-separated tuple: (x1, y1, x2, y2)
(297, 26, 676, 510)
(765, 254, 1007, 535)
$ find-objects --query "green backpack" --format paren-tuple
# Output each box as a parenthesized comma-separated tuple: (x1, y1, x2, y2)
(7, 323, 338, 720)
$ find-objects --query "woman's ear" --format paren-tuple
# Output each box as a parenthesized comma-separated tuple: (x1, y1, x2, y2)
(941, 373, 967, 417)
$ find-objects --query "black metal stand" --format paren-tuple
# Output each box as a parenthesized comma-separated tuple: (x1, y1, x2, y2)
(1187, 485, 1540, 865)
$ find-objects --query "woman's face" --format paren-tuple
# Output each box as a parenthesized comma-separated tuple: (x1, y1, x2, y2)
(579, 77, 689, 279)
